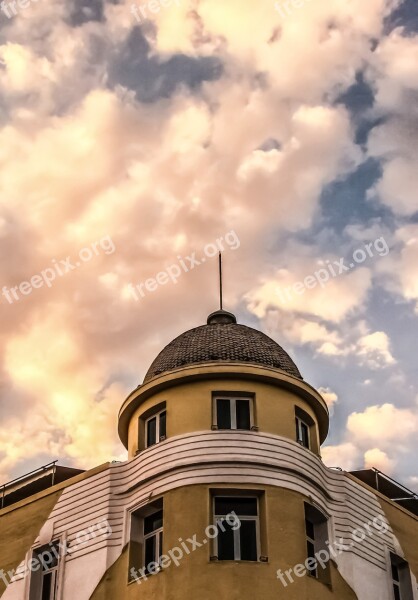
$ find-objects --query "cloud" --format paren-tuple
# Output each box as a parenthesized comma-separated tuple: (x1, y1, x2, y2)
(347, 403, 418, 447)
(0, 0, 415, 483)
(318, 387, 338, 415)
(366, 30, 418, 216)
(245, 264, 372, 323)
(356, 331, 396, 369)
(364, 447, 396, 474)
(321, 442, 361, 472)
(322, 443, 396, 475)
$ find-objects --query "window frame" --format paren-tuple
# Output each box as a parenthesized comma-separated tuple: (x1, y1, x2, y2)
(213, 395, 254, 431)
(29, 540, 62, 600)
(145, 409, 167, 448)
(213, 495, 260, 562)
(304, 503, 331, 586)
(390, 552, 414, 600)
(296, 416, 310, 449)
(128, 499, 164, 583)
(143, 510, 164, 575)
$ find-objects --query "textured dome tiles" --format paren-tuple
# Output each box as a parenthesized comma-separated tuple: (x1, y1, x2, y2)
(143, 315, 302, 383)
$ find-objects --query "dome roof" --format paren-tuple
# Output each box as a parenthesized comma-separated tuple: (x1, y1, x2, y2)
(143, 310, 302, 383)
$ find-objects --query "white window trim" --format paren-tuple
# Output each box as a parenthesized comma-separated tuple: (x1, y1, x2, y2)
(145, 409, 166, 447)
(296, 416, 310, 449)
(213, 496, 260, 561)
(25, 536, 66, 600)
(305, 521, 318, 578)
(388, 551, 415, 600)
(128, 503, 164, 582)
(143, 520, 163, 572)
(213, 396, 254, 430)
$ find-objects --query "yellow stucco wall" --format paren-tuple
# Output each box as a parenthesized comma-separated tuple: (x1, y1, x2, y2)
(378, 496, 418, 580)
(127, 378, 321, 458)
(90, 484, 357, 600)
(0, 490, 62, 597)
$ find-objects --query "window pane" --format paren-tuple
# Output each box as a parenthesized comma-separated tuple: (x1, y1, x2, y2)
(147, 417, 157, 447)
(305, 518, 315, 540)
(217, 399, 231, 429)
(158, 531, 163, 564)
(306, 541, 317, 576)
(301, 422, 309, 448)
(393, 585, 401, 600)
(144, 536, 156, 570)
(144, 510, 163, 535)
(240, 520, 257, 561)
(307, 540, 316, 560)
(217, 523, 235, 560)
(236, 400, 251, 430)
(215, 497, 257, 517)
(392, 564, 400, 582)
(41, 572, 52, 600)
(35, 544, 59, 572)
(159, 411, 166, 439)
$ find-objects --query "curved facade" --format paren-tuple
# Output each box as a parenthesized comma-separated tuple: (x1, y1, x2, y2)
(0, 312, 417, 600)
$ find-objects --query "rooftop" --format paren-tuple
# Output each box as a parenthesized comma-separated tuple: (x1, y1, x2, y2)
(0, 461, 84, 510)
(143, 310, 303, 383)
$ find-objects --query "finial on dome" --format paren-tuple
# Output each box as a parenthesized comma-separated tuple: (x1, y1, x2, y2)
(207, 252, 236, 324)
(219, 251, 223, 310)
(207, 310, 237, 325)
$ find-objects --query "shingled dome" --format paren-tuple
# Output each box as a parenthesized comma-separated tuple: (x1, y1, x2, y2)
(143, 310, 302, 383)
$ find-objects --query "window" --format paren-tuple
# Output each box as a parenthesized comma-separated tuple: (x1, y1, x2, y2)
(295, 407, 320, 453)
(214, 496, 259, 561)
(145, 409, 166, 448)
(296, 416, 310, 449)
(143, 510, 163, 574)
(214, 396, 252, 430)
(129, 500, 164, 581)
(29, 541, 60, 600)
(304, 504, 330, 585)
(390, 553, 414, 600)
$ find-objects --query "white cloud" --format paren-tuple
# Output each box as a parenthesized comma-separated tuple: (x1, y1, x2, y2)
(0, 0, 413, 482)
(347, 403, 418, 447)
(367, 31, 418, 216)
(318, 387, 339, 415)
(364, 447, 396, 474)
(322, 442, 361, 472)
(356, 331, 396, 369)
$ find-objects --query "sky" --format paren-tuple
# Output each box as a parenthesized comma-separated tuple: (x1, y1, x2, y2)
(0, 0, 417, 491)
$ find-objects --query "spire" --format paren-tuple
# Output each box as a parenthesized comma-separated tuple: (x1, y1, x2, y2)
(219, 251, 223, 311)
(207, 252, 237, 325)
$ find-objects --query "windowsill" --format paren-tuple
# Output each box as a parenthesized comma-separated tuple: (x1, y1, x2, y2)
(128, 568, 163, 586)
(208, 560, 269, 565)
(135, 438, 169, 455)
(307, 572, 332, 588)
(211, 427, 258, 432)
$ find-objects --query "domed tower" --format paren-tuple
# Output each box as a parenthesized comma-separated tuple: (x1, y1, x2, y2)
(119, 309, 329, 459)
(115, 309, 365, 600)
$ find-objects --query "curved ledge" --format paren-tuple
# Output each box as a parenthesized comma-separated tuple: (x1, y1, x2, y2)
(118, 362, 329, 448)
(112, 430, 343, 502)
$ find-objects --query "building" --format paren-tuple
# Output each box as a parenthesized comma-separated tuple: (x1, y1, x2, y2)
(0, 309, 417, 599)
